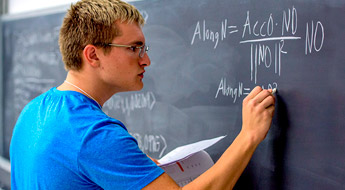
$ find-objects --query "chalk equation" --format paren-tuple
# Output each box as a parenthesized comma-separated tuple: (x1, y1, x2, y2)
(190, 6, 325, 85)
(215, 77, 278, 103)
(215, 79, 250, 103)
(189, 6, 323, 103)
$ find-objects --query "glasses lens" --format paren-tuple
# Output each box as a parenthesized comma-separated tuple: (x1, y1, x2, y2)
(139, 45, 149, 58)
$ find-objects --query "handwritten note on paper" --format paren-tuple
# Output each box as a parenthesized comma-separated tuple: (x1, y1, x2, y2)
(160, 150, 214, 187)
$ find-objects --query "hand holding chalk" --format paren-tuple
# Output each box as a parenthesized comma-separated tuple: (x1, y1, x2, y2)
(271, 88, 277, 95)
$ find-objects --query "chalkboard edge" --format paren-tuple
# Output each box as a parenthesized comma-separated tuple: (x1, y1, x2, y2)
(1, 5, 69, 21)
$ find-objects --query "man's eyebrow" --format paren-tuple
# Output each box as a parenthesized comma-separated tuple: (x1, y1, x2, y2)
(129, 41, 144, 46)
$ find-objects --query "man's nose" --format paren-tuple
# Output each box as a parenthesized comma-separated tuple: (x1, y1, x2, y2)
(139, 53, 151, 67)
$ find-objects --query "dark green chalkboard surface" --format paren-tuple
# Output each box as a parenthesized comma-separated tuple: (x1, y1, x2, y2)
(2, 0, 345, 189)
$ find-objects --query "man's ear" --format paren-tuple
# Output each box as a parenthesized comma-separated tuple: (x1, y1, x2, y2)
(83, 44, 100, 68)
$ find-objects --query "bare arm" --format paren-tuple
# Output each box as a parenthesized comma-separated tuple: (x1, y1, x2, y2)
(147, 155, 160, 165)
(143, 86, 275, 190)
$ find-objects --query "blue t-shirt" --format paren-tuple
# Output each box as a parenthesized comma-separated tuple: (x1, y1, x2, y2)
(10, 88, 164, 190)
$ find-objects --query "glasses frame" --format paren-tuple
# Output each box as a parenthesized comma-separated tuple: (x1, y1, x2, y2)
(106, 43, 149, 58)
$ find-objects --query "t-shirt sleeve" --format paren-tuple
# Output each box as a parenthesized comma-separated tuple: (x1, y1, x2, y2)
(77, 123, 164, 190)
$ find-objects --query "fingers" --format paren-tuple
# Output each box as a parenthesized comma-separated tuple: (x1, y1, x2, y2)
(259, 91, 275, 108)
(245, 86, 275, 107)
(245, 86, 263, 100)
(241, 86, 276, 144)
(267, 103, 275, 117)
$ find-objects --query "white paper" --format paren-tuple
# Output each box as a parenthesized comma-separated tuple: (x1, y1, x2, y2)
(158, 135, 226, 166)
(160, 150, 214, 187)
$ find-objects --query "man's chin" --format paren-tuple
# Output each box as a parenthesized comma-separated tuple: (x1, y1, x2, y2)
(129, 84, 144, 92)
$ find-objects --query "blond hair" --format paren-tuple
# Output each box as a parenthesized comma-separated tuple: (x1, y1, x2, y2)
(59, 0, 145, 70)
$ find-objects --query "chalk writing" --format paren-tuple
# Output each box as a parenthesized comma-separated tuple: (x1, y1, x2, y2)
(191, 20, 220, 49)
(215, 78, 250, 103)
(191, 19, 238, 49)
(242, 11, 274, 38)
(305, 21, 324, 55)
(191, 6, 325, 101)
(139, 10, 149, 22)
(130, 133, 167, 158)
(13, 27, 61, 67)
(239, 7, 304, 84)
(103, 91, 156, 116)
(249, 41, 287, 84)
(13, 77, 55, 113)
(261, 82, 278, 91)
(215, 77, 278, 103)
(281, 6, 298, 36)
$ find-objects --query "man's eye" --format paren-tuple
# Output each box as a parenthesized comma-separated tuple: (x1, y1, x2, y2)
(129, 46, 137, 52)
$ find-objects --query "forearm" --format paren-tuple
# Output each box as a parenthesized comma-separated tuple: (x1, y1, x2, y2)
(144, 87, 274, 190)
(183, 131, 259, 190)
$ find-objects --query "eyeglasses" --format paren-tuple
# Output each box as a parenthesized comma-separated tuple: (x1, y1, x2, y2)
(106, 43, 149, 58)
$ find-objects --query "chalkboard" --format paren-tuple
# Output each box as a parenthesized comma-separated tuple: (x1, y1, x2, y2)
(2, 0, 345, 189)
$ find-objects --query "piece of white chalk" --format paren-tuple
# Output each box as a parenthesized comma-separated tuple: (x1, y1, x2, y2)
(271, 88, 277, 94)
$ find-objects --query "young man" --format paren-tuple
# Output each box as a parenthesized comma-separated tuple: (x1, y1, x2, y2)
(10, 0, 275, 189)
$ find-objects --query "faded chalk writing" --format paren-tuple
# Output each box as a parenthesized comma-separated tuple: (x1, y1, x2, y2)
(104, 91, 156, 116)
(131, 133, 167, 158)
